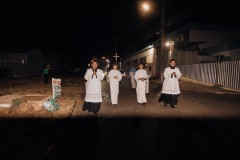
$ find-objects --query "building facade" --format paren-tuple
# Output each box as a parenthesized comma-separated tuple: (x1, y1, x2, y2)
(123, 23, 240, 78)
(0, 48, 62, 78)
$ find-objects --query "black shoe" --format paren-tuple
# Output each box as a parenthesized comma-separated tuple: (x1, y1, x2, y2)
(170, 104, 175, 108)
(142, 103, 146, 106)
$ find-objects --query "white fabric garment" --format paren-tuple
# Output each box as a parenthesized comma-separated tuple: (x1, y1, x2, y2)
(130, 71, 136, 88)
(146, 74, 150, 94)
(161, 67, 182, 95)
(134, 69, 148, 103)
(84, 68, 104, 102)
(107, 69, 122, 104)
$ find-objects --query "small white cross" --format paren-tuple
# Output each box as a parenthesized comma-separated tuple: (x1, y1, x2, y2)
(113, 53, 120, 62)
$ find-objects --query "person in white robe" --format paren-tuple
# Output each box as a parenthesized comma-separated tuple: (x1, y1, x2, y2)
(134, 63, 148, 105)
(82, 60, 104, 114)
(146, 72, 150, 94)
(107, 63, 122, 106)
(158, 59, 182, 108)
(129, 67, 136, 88)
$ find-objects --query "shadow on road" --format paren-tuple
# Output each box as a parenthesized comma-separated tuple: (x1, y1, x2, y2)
(0, 116, 239, 160)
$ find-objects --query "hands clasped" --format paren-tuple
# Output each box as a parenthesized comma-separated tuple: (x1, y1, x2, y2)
(138, 77, 147, 82)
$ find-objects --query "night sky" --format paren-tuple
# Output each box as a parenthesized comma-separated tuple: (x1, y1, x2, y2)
(0, 0, 239, 66)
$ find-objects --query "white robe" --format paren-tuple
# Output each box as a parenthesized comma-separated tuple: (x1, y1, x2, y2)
(84, 68, 104, 102)
(130, 70, 136, 88)
(107, 69, 122, 104)
(134, 69, 148, 103)
(146, 74, 150, 94)
(162, 67, 182, 95)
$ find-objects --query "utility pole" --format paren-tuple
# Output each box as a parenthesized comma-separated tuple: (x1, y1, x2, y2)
(160, 0, 165, 83)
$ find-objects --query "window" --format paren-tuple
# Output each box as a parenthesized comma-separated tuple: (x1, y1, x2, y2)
(133, 59, 138, 67)
(139, 57, 146, 64)
(0, 58, 23, 69)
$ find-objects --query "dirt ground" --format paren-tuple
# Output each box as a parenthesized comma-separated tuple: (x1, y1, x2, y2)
(0, 74, 84, 118)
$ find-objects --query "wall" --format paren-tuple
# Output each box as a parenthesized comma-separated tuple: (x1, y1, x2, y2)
(209, 48, 240, 61)
(179, 60, 240, 91)
(172, 50, 200, 65)
(124, 47, 155, 64)
(190, 30, 240, 49)
(10, 49, 63, 78)
(11, 50, 46, 77)
(123, 47, 158, 77)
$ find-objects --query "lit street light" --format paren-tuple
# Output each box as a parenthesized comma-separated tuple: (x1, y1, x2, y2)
(140, 0, 165, 82)
(142, 3, 150, 12)
(166, 41, 174, 60)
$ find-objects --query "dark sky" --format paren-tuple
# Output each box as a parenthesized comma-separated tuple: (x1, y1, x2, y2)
(0, 0, 239, 66)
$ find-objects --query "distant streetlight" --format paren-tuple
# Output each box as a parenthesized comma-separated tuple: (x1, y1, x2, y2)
(166, 41, 174, 60)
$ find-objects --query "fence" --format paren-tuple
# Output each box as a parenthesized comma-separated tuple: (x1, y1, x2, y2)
(178, 60, 240, 91)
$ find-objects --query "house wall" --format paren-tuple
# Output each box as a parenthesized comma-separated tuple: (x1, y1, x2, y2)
(0, 49, 63, 78)
(190, 30, 240, 49)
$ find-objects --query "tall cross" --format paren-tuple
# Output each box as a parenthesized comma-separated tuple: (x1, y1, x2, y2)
(113, 52, 120, 62)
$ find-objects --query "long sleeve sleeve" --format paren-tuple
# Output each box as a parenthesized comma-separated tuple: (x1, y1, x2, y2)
(176, 68, 182, 79)
(134, 71, 139, 81)
(163, 68, 171, 80)
(97, 70, 104, 80)
(144, 70, 148, 79)
(84, 70, 92, 81)
(118, 71, 122, 81)
(147, 74, 150, 78)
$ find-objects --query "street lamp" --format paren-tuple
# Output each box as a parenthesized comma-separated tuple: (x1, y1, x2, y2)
(140, 0, 165, 82)
(142, 3, 150, 12)
(166, 41, 174, 60)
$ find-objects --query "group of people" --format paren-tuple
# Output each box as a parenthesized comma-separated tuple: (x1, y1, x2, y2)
(82, 59, 182, 115)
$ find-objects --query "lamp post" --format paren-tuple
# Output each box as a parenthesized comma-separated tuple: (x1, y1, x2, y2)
(142, 0, 165, 82)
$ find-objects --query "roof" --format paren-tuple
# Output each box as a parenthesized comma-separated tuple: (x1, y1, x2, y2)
(168, 22, 240, 38)
(0, 47, 38, 53)
(202, 40, 240, 53)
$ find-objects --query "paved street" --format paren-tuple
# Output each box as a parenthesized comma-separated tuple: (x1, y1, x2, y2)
(0, 76, 240, 160)
(72, 76, 240, 160)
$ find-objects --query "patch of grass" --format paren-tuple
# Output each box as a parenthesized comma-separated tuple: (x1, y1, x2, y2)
(12, 98, 27, 107)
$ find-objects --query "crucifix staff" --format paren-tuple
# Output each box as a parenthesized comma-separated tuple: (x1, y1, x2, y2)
(113, 52, 120, 62)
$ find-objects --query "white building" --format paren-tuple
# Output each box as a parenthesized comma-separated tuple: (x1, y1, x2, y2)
(123, 23, 240, 78)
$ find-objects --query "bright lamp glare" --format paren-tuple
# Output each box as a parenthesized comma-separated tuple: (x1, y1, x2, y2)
(166, 42, 170, 47)
(142, 3, 150, 11)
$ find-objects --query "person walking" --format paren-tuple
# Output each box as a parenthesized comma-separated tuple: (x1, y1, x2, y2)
(129, 66, 137, 88)
(107, 63, 122, 106)
(82, 60, 104, 115)
(158, 59, 182, 108)
(134, 63, 148, 106)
